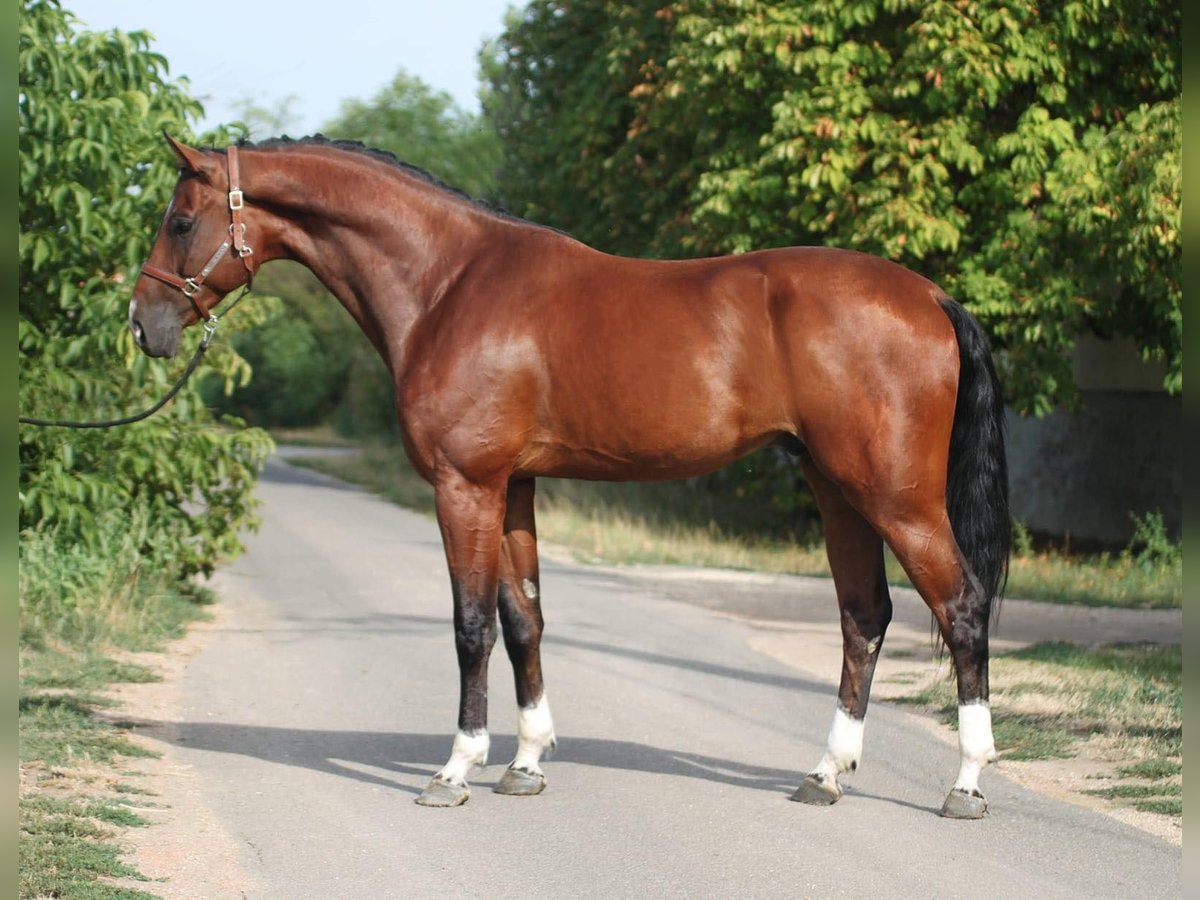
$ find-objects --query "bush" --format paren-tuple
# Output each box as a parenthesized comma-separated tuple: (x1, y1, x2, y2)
(207, 317, 344, 427)
(19, 1, 273, 579)
(330, 351, 399, 438)
(19, 508, 207, 649)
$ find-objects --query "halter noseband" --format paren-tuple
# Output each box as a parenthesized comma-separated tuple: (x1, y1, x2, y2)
(141, 145, 256, 323)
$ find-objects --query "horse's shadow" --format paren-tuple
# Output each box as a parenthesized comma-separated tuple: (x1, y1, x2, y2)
(130, 719, 802, 798)
(130, 611, 836, 799)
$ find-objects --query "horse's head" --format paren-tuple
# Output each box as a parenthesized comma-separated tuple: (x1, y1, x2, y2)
(129, 133, 256, 358)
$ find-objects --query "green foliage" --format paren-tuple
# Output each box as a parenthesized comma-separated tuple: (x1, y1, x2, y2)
(325, 69, 501, 198)
(200, 260, 399, 435)
(18, 508, 211, 649)
(485, 0, 1181, 413)
(482, 2, 681, 255)
(694, 447, 818, 539)
(331, 351, 400, 438)
(19, 0, 273, 579)
(216, 318, 341, 426)
(1126, 510, 1180, 570)
(1012, 519, 1035, 557)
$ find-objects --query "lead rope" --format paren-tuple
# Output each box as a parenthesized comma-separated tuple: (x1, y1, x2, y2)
(17, 284, 250, 429)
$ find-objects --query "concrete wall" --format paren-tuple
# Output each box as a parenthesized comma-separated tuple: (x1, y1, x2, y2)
(1004, 337, 1181, 546)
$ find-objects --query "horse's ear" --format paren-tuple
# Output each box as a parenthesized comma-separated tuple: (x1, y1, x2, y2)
(162, 131, 214, 179)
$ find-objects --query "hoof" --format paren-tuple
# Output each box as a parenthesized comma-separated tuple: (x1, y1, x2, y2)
(940, 788, 988, 819)
(415, 778, 470, 808)
(493, 766, 547, 796)
(790, 774, 842, 806)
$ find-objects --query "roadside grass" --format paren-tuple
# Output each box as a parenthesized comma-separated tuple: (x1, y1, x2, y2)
(20, 794, 153, 900)
(893, 641, 1182, 817)
(288, 439, 1181, 609)
(268, 424, 356, 448)
(19, 659, 167, 900)
(19, 518, 211, 899)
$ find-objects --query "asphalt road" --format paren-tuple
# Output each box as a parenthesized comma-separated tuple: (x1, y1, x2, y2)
(155, 456, 1180, 898)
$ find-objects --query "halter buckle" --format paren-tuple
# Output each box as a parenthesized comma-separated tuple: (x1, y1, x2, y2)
(228, 189, 244, 210)
(182, 278, 202, 297)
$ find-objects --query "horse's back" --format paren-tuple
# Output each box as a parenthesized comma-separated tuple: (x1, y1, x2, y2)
(406, 238, 961, 485)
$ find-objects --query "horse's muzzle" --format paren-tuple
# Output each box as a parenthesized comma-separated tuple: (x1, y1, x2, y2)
(129, 297, 183, 358)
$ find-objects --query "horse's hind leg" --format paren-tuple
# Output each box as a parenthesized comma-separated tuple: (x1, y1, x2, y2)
(791, 457, 892, 806)
(870, 501, 996, 819)
(494, 478, 557, 796)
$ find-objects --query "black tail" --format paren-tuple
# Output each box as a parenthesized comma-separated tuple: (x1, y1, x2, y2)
(939, 299, 1010, 612)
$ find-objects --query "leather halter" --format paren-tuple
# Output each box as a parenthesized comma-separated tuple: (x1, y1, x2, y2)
(141, 145, 256, 322)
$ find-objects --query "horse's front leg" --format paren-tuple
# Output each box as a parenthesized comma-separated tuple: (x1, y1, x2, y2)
(416, 470, 507, 808)
(494, 478, 557, 796)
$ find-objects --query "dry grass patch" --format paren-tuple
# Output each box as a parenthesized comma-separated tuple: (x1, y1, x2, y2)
(289, 440, 1180, 610)
(894, 642, 1181, 820)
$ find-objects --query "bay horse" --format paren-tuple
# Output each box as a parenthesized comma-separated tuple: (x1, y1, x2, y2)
(131, 135, 1009, 818)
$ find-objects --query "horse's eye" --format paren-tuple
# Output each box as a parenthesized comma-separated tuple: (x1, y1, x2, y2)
(171, 218, 194, 237)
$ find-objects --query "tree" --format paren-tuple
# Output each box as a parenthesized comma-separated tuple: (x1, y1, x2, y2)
(324, 70, 501, 198)
(484, 0, 1182, 414)
(230, 93, 302, 141)
(19, 0, 273, 577)
(481, 3, 681, 256)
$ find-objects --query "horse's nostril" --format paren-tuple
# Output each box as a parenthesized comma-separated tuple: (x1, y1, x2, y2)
(131, 319, 145, 346)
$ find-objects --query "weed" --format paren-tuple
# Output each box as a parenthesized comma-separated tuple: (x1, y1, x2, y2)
(1012, 519, 1035, 557)
(1132, 798, 1183, 815)
(21, 649, 160, 691)
(1117, 759, 1182, 780)
(19, 694, 156, 769)
(1127, 511, 1181, 570)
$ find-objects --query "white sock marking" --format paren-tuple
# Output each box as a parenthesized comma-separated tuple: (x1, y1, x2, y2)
(511, 694, 556, 774)
(812, 706, 864, 783)
(953, 701, 997, 794)
(435, 729, 489, 785)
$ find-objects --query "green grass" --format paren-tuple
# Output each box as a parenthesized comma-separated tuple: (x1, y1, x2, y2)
(290, 439, 1181, 609)
(19, 518, 213, 899)
(19, 693, 156, 770)
(20, 796, 154, 900)
(21, 650, 160, 692)
(1083, 784, 1183, 816)
(19, 644, 173, 899)
(19, 678, 164, 899)
(895, 641, 1182, 816)
(19, 505, 216, 654)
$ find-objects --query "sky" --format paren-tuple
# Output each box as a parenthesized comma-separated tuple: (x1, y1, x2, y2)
(67, 0, 522, 136)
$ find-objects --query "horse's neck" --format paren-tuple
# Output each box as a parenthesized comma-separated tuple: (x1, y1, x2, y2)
(249, 147, 486, 369)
